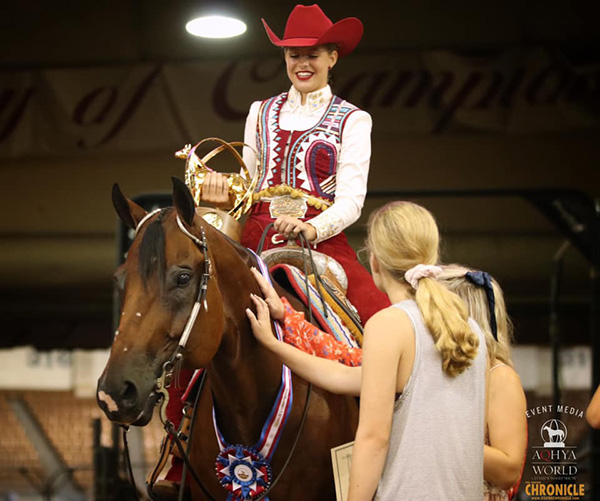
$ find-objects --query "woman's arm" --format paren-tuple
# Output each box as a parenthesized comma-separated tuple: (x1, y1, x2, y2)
(348, 309, 407, 501)
(246, 294, 361, 395)
(273, 110, 372, 242)
(242, 101, 260, 178)
(308, 110, 372, 243)
(586, 385, 600, 429)
(484, 364, 528, 490)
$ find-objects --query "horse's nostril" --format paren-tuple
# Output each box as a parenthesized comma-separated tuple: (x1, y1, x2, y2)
(120, 380, 138, 408)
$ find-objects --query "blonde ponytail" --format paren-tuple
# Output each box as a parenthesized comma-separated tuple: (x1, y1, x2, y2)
(437, 264, 514, 367)
(415, 278, 480, 377)
(367, 201, 480, 377)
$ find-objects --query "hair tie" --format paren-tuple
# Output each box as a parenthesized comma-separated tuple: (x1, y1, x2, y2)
(465, 271, 498, 341)
(404, 264, 443, 290)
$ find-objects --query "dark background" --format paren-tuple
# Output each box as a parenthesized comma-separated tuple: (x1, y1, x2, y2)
(1, 0, 598, 351)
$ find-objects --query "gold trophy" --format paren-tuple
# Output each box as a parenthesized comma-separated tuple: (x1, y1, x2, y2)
(175, 138, 260, 240)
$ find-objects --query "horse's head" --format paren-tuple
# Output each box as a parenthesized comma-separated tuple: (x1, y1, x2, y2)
(97, 178, 228, 425)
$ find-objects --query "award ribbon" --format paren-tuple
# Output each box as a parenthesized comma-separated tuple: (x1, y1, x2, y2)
(213, 252, 293, 500)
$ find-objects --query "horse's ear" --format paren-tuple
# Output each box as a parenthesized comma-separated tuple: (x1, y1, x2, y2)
(112, 183, 147, 229)
(171, 177, 195, 226)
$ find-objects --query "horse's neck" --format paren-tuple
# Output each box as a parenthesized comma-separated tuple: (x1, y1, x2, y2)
(207, 233, 286, 446)
(209, 331, 285, 446)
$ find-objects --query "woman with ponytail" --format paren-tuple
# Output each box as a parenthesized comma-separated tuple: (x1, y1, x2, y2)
(439, 265, 527, 500)
(248, 201, 487, 500)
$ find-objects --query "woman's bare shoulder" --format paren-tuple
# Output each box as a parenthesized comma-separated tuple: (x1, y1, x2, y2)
(363, 306, 412, 342)
(489, 362, 526, 402)
(490, 363, 521, 383)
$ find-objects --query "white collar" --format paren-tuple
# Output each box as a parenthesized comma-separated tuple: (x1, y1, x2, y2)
(286, 85, 332, 113)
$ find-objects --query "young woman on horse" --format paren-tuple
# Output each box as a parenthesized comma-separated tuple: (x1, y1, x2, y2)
(160, 4, 389, 495)
(248, 201, 488, 500)
(248, 260, 527, 499)
(201, 3, 390, 323)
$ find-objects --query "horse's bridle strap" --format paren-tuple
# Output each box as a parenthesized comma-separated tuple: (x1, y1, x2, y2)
(176, 214, 206, 249)
(180, 301, 201, 348)
(134, 208, 162, 237)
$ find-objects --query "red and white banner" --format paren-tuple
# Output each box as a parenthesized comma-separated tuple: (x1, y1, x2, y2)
(1, 48, 598, 157)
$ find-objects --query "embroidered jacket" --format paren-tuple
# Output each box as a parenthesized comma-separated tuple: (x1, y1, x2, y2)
(242, 85, 372, 243)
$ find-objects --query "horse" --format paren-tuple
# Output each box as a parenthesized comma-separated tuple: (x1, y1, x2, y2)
(543, 426, 565, 443)
(97, 177, 359, 500)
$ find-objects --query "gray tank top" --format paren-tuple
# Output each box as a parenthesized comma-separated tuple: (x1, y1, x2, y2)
(375, 300, 487, 501)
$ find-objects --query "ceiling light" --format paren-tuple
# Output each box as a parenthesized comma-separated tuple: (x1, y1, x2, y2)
(186, 15, 247, 39)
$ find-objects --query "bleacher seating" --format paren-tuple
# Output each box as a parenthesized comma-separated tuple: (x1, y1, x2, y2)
(0, 390, 167, 499)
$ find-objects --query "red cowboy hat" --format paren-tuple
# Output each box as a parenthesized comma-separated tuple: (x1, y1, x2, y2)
(262, 4, 363, 57)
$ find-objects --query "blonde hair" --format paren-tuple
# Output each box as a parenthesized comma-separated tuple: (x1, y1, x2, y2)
(438, 265, 514, 366)
(366, 201, 479, 377)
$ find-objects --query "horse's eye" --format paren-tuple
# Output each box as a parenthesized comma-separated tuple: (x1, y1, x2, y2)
(177, 272, 192, 287)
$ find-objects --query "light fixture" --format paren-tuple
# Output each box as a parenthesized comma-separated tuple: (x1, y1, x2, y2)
(186, 3, 247, 40)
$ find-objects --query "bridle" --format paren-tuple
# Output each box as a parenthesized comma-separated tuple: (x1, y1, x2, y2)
(152, 215, 212, 423)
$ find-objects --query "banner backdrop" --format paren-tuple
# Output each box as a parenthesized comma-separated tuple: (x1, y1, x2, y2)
(1, 48, 598, 157)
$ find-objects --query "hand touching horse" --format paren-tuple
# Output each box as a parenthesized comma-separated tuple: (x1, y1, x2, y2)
(96, 178, 358, 500)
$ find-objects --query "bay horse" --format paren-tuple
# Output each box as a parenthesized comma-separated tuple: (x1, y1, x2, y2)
(96, 177, 359, 500)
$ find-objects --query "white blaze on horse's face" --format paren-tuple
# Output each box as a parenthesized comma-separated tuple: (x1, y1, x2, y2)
(97, 390, 119, 413)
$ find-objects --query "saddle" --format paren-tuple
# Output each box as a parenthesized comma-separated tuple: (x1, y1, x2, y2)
(260, 242, 363, 345)
(269, 261, 363, 347)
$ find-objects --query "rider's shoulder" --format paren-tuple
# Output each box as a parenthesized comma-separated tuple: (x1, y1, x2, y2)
(248, 100, 262, 116)
(248, 93, 287, 116)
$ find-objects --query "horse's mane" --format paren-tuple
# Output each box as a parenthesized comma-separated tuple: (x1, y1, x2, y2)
(138, 208, 172, 289)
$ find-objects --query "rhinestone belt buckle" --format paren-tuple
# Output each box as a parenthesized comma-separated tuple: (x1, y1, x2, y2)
(268, 196, 308, 219)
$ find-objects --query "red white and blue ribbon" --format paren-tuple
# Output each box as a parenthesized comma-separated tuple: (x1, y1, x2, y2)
(248, 249, 284, 343)
(213, 252, 293, 500)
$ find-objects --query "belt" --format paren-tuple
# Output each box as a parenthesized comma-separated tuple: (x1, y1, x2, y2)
(252, 195, 323, 219)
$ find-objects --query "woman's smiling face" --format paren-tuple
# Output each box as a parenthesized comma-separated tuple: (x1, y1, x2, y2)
(284, 46, 338, 98)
